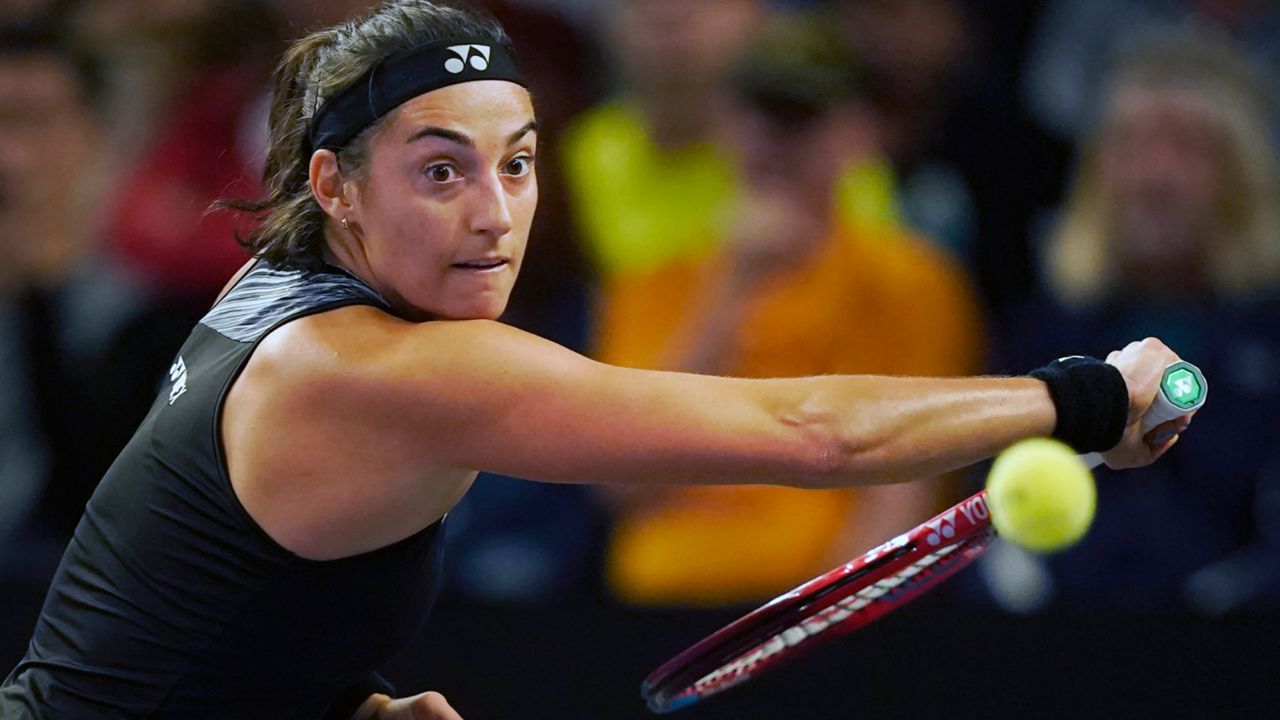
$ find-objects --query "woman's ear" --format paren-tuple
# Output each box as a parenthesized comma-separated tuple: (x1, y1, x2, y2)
(309, 149, 353, 220)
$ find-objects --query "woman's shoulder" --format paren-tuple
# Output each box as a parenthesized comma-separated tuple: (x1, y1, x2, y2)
(248, 310, 531, 394)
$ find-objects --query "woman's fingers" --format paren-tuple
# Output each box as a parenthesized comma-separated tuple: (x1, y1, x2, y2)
(1105, 338, 1182, 424)
(352, 693, 392, 720)
(371, 690, 463, 720)
(366, 691, 465, 717)
(409, 691, 462, 720)
(1145, 417, 1184, 446)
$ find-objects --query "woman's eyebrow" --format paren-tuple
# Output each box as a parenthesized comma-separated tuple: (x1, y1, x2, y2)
(407, 126, 473, 147)
(508, 120, 538, 145)
(404, 121, 537, 148)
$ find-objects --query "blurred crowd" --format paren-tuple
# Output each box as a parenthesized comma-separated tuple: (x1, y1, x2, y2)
(3, 0, 1280, 644)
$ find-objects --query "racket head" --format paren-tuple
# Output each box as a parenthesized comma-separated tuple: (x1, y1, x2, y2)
(641, 490, 995, 714)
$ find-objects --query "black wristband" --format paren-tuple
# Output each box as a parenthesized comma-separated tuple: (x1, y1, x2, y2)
(1029, 356, 1129, 453)
(323, 672, 396, 720)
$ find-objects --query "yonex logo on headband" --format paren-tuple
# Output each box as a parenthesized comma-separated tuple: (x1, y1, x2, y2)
(445, 45, 491, 74)
(308, 38, 527, 152)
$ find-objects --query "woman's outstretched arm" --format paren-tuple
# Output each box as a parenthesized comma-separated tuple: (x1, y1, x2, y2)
(268, 308, 1177, 490)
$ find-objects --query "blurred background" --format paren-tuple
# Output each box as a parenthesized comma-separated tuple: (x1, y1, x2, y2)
(2, 0, 1280, 717)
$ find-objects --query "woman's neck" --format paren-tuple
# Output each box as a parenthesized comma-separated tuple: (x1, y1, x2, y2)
(321, 232, 432, 323)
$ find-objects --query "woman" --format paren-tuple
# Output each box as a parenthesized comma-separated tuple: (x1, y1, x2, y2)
(0, 2, 1190, 718)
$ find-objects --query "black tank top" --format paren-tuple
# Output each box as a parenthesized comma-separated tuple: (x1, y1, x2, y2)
(1, 261, 446, 719)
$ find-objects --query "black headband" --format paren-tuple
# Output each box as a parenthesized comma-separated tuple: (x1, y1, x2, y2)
(308, 38, 526, 153)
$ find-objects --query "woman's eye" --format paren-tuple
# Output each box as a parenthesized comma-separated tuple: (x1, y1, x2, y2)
(504, 156, 534, 177)
(427, 164, 459, 183)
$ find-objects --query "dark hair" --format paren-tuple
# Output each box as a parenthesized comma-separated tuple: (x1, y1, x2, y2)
(221, 0, 511, 270)
(0, 23, 103, 110)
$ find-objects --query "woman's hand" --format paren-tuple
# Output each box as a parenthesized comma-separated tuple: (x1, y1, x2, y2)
(353, 691, 463, 720)
(1100, 337, 1193, 469)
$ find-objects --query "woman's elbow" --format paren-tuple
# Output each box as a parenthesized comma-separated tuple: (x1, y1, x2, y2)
(777, 409, 874, 489)
(773, 382, 927, 488)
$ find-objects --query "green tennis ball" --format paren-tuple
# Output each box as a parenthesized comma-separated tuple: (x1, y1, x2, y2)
(986, 438, 1096, 553)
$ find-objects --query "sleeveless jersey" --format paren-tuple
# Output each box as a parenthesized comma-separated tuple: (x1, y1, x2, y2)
(1, 261, 446, 719)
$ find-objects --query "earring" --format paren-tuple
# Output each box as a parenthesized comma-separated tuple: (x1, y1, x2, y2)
(341, 217, 350, 231)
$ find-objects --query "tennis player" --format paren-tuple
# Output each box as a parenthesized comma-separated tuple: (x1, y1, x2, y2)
(0, 2, 1192, 718)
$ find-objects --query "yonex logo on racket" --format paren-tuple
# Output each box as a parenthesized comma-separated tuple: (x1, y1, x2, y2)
(957, 494, 990, 524)
(924, 511, 956, 545)
(1164, 367, 1203, 407)
(923, 495, 989, 545)
(445, 44, 491, 73)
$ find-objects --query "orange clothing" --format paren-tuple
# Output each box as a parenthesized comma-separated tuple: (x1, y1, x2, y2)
(598, 226, 984, 605)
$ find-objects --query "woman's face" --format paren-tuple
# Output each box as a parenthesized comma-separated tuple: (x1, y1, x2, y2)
(337, 80, 538, 321)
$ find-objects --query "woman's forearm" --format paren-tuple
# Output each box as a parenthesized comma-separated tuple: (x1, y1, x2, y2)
(516, 364, 1058, 489)
(752, 374, 1057, 488)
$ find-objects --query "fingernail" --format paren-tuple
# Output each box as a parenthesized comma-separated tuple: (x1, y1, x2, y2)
(1152, 430, 1176, 445)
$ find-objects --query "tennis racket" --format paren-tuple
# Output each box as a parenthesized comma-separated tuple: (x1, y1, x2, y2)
(640, 361, 1206, 714)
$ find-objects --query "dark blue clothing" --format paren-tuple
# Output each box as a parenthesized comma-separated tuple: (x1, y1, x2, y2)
(996, 292, 1280, 612)
(1, 261, 446, 718)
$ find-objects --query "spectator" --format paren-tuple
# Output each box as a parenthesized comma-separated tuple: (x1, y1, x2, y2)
(562, 0, 765, 278)
(996, 33, 1280, 614)
(597, 16, 985, 606)
(564, 0, 901, 284)
(830, 0, 1065, 330)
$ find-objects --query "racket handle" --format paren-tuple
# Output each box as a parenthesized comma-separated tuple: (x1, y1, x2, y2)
(1080, 360, 1207, 469)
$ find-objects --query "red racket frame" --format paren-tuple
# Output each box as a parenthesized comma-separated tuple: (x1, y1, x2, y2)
(642, 490, 996, 713)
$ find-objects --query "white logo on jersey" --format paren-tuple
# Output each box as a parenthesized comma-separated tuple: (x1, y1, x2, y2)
(168, 356, 189, 405)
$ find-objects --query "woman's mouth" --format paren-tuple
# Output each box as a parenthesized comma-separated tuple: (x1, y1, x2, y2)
(451, 258, 510, 273)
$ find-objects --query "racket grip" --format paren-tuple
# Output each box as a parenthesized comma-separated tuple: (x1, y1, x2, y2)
(1080, 360, 1207, 469)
